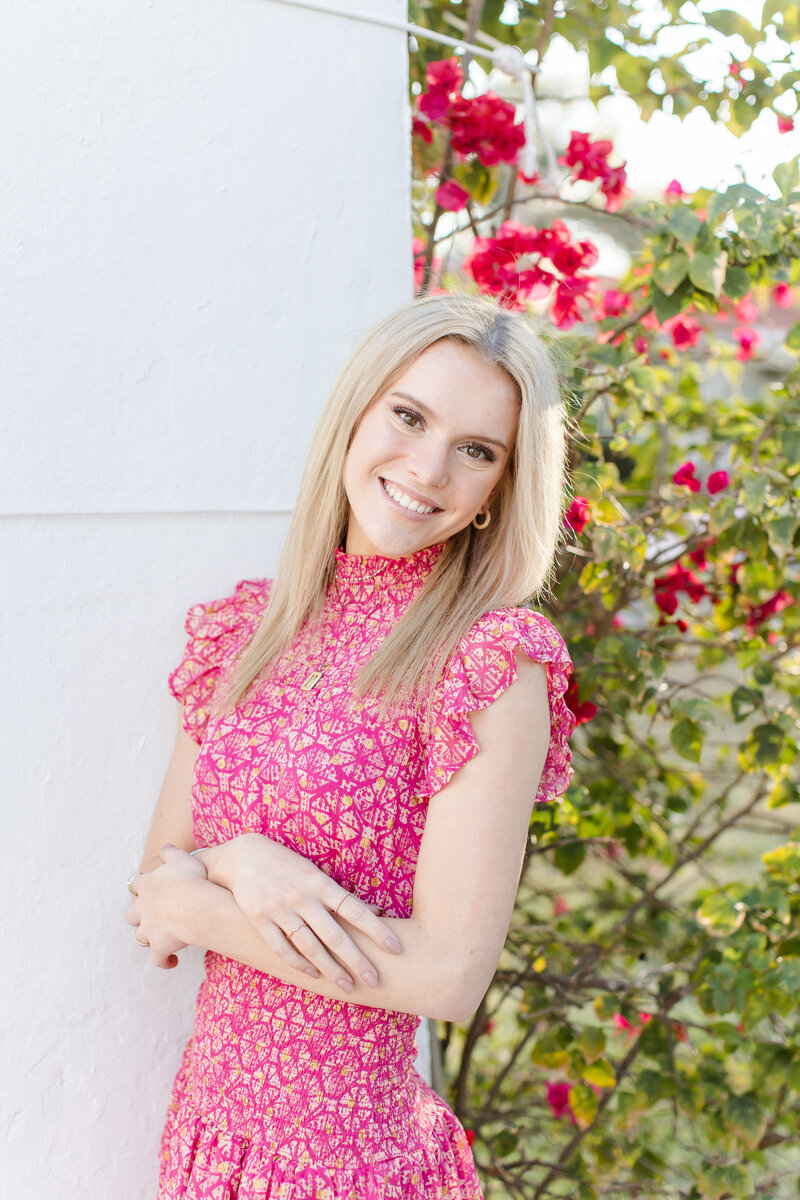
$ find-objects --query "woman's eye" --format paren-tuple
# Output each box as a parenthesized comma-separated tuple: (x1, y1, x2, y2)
(462, 442, 495, 463)
(394, 406, 423, 428)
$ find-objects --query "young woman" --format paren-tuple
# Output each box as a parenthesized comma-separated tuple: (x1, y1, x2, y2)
(126, 292, 576, 1199)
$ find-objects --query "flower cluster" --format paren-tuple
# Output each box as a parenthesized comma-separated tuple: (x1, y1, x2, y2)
(416, 57, 525, 168)
(559, 131, 631, 212)
(463, 218, 598, 321)
(672, 462, 729, 494)
(653, 562, 710, 620)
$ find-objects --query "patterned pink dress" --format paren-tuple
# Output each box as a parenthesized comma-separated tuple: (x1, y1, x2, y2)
(161, 542, 575, 1199)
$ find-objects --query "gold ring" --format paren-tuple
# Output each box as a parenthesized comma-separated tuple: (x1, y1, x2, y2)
(334, 894, 348, 916)
(287, 921, 309, 941)
(126, 872, 141, 896)
(134, 935, 150, 947)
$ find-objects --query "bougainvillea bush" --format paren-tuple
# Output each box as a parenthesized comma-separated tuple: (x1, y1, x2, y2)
(410, 2, 800, 1196)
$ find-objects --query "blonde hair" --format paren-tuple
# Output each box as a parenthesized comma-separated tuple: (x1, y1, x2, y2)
(219, 293, 567, 714)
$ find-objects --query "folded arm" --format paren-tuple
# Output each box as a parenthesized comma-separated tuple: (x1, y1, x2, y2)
(128, 653, 550, 1022)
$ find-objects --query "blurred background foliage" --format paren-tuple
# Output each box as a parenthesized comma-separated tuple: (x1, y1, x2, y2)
(407, 1, 800, 1196)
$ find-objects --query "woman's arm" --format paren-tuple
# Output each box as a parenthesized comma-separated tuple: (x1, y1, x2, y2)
(134, 655, 551, 1022)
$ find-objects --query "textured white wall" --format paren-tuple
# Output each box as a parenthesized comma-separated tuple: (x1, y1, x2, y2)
(0, 1, 411, 1196)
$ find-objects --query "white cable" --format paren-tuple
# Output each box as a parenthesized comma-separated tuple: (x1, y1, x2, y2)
(264, 0, 541, 180)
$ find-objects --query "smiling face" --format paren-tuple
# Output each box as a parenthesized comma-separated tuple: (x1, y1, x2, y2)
(342, 339, 520, 558)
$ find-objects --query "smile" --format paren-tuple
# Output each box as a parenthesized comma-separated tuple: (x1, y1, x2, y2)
(380, 478, 441, 515)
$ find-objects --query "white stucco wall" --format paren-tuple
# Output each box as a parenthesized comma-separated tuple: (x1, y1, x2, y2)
(1, 1, 411, 1196)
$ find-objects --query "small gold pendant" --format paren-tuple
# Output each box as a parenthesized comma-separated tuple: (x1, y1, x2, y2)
(300, 669, 324, 692)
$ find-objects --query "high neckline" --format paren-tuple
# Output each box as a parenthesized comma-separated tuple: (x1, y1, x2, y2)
(332, 541, 446, 604)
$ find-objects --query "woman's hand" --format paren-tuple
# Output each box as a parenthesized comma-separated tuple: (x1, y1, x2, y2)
(125, 844, 208, 969)
(203, 833, 403, 995)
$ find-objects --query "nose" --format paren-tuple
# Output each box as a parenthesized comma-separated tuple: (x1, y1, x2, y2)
(406, 438, 449, 490)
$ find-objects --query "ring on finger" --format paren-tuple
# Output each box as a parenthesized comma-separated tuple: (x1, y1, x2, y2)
(126, 872, 141, 896)
(333, 894, 349, 917)
(286, 920, 309, 941)
(134, 935, 150, 947)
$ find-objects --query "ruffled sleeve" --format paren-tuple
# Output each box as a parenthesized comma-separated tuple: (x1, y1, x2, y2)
(422, 607, 576, 805)
(167, 578, 271, 744)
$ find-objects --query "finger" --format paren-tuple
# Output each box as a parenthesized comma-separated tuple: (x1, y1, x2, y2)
(150, 948, 179, 969)
(330, 890, 403, 955)
(286, 923, 355, 993)
(124, 903, 142, 927)
(254, 919, 322, 980)
(304, 906, 381, 988)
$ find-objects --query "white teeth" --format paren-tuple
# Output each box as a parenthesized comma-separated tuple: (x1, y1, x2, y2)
(382, 479, 435, 514)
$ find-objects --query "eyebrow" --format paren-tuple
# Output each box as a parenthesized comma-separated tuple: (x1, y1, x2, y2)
(390, 392, 510, 453)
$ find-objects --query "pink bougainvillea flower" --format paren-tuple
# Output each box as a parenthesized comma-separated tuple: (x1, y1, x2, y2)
(464, 1128, 475, 1146)
(559, 130, 631, 211)
(688, 538, 714, 569)
(564, 496, 591, 534)
(734, 294, 759, 323)
(551, 276, 595, 329)
(733, 326, 761, 360)
(634, 335, 649, 356)
(412, 116, 433, 144)
(553, 895, 571, 917)
(426, 57, 463, 93)
(746, 590, 792, 631)
(777, 114, 794, 134)
(707, 470, 729, 494)
(773, 282, 796, 308)
(729, 60, 744, 76)
(546, 1081, 577, 1124)
(434, 179, 470, 212)
(655, 590, 679, 615)
(664, 313, 703, 349)
(672, 1021, 689, 1042)
(654, 562, 708, 603)
(594, 288, 633, 320)
(672, 461, 702, 491)
(564, 677, 598, 725)
(519, 169, 541, 186)
(665, 179, 685, 198)
(448, 91, 525, 167)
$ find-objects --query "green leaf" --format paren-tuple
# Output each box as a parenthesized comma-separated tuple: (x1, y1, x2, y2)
(697, 892, 747, 937)
(774, 157, 800, 201)
(582, 1058, 616, 1088)
(786, 321, 800, 352)
(744, 723, 786, 767)
(668, 208, 702, 245)
(723, 1093, 768, 1148)
(670, 718, 702, 762)
(579, 1026, 606, 1062)
(569, 1083, 599, 1129)
(494, 1129, 518, 1158)
(689, 249, 728, 297)
(554, 840, 587, 875)
(762, 842, 800, 881)
(730, 686, 761, 722)
(531, 1026, 572, 1069)
(653, 251, 690, 295)
(698, 1164, 753, 1199)
(723, 265, 751, 301)
(650, 284, 686, 323)
(766, 515, 798, 557)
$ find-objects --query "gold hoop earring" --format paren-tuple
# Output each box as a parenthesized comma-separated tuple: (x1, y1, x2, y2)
(472, 508, 491, 530)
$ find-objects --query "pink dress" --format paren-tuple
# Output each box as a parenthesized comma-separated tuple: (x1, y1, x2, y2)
(161, 542, 575, 1199)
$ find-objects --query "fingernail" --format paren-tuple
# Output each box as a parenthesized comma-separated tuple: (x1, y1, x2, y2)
(361, 970, 378, 987)
(305, 967, 320, 978)
(384, 936, 402, 953)
(338, 978, 354, 994)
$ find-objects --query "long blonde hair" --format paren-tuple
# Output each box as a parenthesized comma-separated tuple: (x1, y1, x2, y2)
(218, 293, 567, 713)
